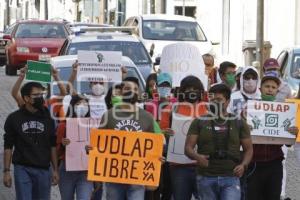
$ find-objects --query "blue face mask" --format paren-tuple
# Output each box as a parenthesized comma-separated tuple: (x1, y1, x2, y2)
(157, 87, 171, 98)
(265, 70, 280, 78)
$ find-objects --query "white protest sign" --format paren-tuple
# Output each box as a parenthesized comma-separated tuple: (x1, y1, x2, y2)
(160, 43, 207, 89)
(167, 113, 196, 164)
(66, 118, 101, 171)
(77, 50, 122, 82)
(247, 100, 297, 139)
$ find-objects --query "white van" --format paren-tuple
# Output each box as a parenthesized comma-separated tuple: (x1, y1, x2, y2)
(124, 14, 215, 61)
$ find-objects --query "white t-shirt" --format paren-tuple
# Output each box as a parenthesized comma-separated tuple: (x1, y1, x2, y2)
(86, 95, 107, 119)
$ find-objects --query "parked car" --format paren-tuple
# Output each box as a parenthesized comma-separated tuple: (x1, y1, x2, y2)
(123, 14, 216, 60)
(0, 23, 16, 66)
(277, 47, 300, 97)
(59, 31, 153, 79)
(50, 54, 146, 95)
(5, 20, 70, 75)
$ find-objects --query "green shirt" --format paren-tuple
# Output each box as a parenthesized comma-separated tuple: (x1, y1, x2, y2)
(187, 115, 250, 176)
(100, 107, 155, 133)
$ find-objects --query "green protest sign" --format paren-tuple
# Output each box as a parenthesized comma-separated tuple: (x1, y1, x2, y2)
(26, 60, 51, 83)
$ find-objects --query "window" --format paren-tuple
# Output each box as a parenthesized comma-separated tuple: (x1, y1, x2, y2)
(142, 20, 207, 41)
(291, 54, 300, 79)
(277, 51, 288, 74)
(67, 41, 151, 65)
(15, 23, 67, 38)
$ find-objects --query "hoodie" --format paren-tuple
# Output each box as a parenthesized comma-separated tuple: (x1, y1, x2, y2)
(228, 66, 261, 116)
(4, 107, 56, 169)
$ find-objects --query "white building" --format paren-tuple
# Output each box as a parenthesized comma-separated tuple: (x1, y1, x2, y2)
(107, 0, 300, 66)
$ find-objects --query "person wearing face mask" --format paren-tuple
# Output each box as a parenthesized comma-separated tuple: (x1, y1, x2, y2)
(3, 82, 59, 200)
(11, 66, 67, 121)
(263, 58, 292, 102)
(159, 76, 207, 200)
(105, 84, 123, 109)
(228, 66, 261, 118)
(56, 95, 94, 200)
(145, 72, 176, 122)
(263, 58, 293, 200)
(218, 61, 237, 90)
(185, 83, 253, 200)
(68, 61, 131, 120)
(246, 74, 298, 200)
(86, 77, 160, 200)
(144, 72, 176, 200)
(87, 81, 108, 119)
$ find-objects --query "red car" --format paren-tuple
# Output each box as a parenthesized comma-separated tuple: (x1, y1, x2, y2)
(5, 20, 70, 75)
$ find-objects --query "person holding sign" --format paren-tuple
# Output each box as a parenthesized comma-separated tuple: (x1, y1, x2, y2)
(11, 65, 67, 119)
(160, 76, 207, 200)
(228, 66, 261, 117)
(88, 77, 160, 200)
(185, 83, 253, 200)
(3, 82, 59, 200)
(246, 74, 298, 200)
(68, 61, 127, 119)
(56, 94, 94, 200)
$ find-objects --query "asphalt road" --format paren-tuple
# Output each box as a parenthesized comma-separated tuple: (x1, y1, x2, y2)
(0, 66, 299, 200)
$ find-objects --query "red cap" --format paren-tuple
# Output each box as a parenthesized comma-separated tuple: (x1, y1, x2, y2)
(263, 58, 280, 70)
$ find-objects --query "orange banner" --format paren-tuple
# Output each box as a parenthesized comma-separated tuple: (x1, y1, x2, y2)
(87, 129, 164, 186)
(285, 99, 300, 142)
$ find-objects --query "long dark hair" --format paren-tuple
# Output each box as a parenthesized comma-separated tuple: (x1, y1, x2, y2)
(145, 73, 157, 98)
(105, 84, 122, 109)
(178, 76, 204, 102)
(66, 94, 90, 118)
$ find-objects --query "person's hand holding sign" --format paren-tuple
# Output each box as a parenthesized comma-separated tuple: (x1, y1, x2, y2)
(19, 66, 28, 78)
(287, 126, 299, 136)
(62, 138, 70, 146)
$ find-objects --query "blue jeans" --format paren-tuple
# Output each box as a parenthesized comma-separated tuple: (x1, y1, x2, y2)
(58, 161, 93, 200)
(14, 164, 51, 200)
(196, 176, 241, 200)
(169, 165, 198, 200)
(106, 183, 145, 200)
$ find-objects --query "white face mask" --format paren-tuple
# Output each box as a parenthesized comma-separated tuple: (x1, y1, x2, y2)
(243, 79, 257, 93)
(74, 104, 89, 117)
(92, 84, 105, 96)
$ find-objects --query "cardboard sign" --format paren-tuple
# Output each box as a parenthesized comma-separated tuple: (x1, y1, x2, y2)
(66, 118, 101, 171)
(247, 100, 297, 142)
(285, 99, 300, 142)
(159, 43, 207, 89)
(167, 113, 196, 164)
(88, 129, 164, 186)
(77, 50, 122, 82)
(26, 60, 51, 83)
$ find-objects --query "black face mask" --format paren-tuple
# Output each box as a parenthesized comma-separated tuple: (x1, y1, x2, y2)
(32, 96, 45, 110)
(184, 91, 200, 103)
(209, 102, 224, 117)
(122, 91, 139, 104)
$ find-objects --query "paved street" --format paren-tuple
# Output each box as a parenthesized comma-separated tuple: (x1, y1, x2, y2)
(0, 66, 60, 200)
(0, 66, 300, 200)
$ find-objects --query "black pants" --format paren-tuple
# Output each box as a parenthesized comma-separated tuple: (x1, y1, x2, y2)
(247, 160, 283, 200)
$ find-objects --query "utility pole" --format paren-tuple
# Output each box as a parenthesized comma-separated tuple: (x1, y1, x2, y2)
(6, 0, 10, 26)
(91, 0, 94, 23)
(256, 0, 264, 76)
(45, 0, 48, 20)
(182, 0, 185, 16)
